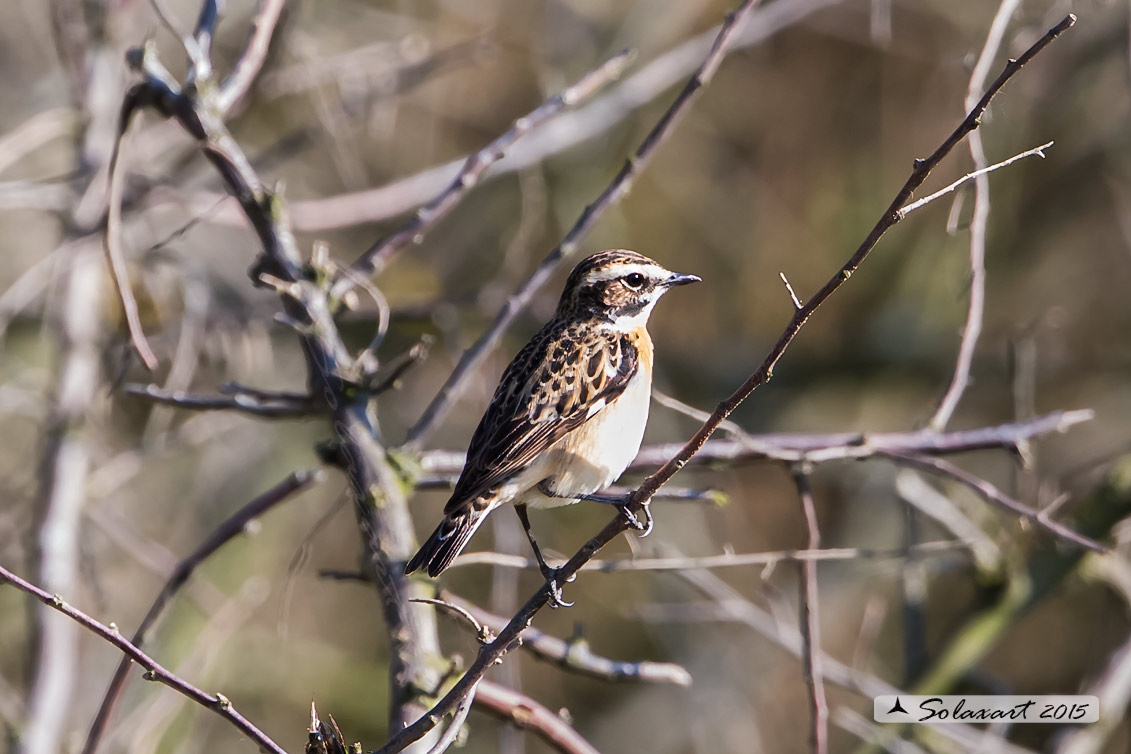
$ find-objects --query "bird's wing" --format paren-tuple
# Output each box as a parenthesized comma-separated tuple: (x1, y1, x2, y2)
(445, 324, 638, 514)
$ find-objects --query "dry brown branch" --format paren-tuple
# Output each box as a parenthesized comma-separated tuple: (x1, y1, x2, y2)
(107, 3, 443, 747)
(189, 0, 841, 233)
(22, 6, 120, 749)
(897, 141, 1052, 218)
(83, 469, 321, 754)
(104, 90, 160, 371)
(792, 469, 828, 754)
(474, 680, 601, 754)
(446, 539, 971, 573)
(883, 451, 1104, 552)
(418, 409, 1094, 474)
(404, 0, 768, 448)
(341, 48, 635, 283)
(376, 16, 1078, 752)
(124, 383, 320, 417)
(0, 562, 287, 754)
(0, 108, 76, 176)
(929, 0, 1021, 431)
(438, 590, 692, 686)
(217, 0, 286, 113)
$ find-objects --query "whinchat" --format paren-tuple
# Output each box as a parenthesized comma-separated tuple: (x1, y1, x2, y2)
(406, 249, 700, 605)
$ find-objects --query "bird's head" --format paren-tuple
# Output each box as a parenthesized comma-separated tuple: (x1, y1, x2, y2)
(557, 249, 700, 329)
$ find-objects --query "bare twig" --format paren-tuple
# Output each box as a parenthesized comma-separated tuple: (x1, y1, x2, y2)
(792, 469, 828, 754)
(341, 48, 635, 283)
(474, 680, 601, 754)
(192, 0, 840, 233)
(780, 271, 803, 310)
(22, 244, 104, 754)
(929, 0, 1022, 431)
(114, 9, 442, 744)
(447, 540, 972, 573)
(0, 108, 76, 176)
(0, 563, 287, 754)
(217, 0, 287, 113)
(426, 680, 479, 754)
(884, 451, 1103, 552)
(412, 597, 493, 643)
(419, 409, 1094, 474)
(125, 382, 320, 417)
(438, 590, 692, 685)
(105, 91, 160, 371)
(376, 16, 1077, 751)
(82, 469, 321, 754)
(403, 0, 767, 448)
(897, 141, 1052, 218)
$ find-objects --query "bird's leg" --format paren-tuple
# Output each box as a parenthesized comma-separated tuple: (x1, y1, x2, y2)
(515, 503, 573, 608)
(535, 480, 655, 536)
(578, 491, 654, 537)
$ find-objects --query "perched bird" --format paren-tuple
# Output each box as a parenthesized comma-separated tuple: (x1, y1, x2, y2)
(406, 249, 700, 605)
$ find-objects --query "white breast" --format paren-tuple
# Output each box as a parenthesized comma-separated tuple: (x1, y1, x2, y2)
(519, 366, 651, 509)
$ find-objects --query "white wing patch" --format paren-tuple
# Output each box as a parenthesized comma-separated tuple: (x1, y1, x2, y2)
(585, 397, 607, 419)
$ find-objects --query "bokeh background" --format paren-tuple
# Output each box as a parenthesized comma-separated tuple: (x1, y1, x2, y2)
(2, 0, 1131, 752)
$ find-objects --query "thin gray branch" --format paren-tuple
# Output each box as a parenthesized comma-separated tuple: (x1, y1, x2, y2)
(125, 383, 320, 417)
(929, 0, 1021, 431)
(83, 469, 321, 754)
(439, 590, 692, 685)
(0, 562, 287, 754)
(341, 48, 634, 283)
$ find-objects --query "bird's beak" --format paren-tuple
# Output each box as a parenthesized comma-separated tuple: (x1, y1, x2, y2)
(664, 272, 701, 287)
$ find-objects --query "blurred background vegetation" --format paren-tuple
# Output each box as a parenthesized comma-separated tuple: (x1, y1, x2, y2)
(1, 0, 1130, 752)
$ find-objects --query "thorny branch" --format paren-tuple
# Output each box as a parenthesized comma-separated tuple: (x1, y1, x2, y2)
(124, 383, 320, 417)
(418, 409, 1093, 473)
(437, 589, 693, 685)
(474, 680, 602, 754)
(403, 0, 772, 449)
(0, 562, 288, 754)
(82, 469, 322, 754)
(792, 469, 828, 754)
(375, 15, 1081, 753)
(341, 48, 635, 283)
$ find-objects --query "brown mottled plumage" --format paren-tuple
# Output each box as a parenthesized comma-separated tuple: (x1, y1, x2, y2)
(406, 250, 699, 592)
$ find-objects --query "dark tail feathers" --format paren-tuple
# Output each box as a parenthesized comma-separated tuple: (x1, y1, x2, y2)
(405, 511, 485, 577)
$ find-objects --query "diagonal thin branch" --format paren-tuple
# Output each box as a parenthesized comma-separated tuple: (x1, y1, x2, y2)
(897, 141, 1052, 218)
(82, 469, 322, 754)
(124, 383, 320, 417)
(425, 680, 479, 754)
(404, 0, 768, 448)
(217, 0, 286, 113)
(792, 469, 828, 754)
(473, 680, 601, 754)
(418, 409, 1095, 474)
(438, 590, 692, 685)
(882, 451, 1104, 553)
(446, 539, 972, 574)
(105, 89, 160, 372)
(376, 15, 1078, 752)
(342, 48, 635, 283)
(929, 0, 1022, 431)
(0, 563, 288, 754)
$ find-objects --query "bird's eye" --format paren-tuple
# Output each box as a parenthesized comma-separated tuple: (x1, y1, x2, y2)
(622, 273, 646, 290)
